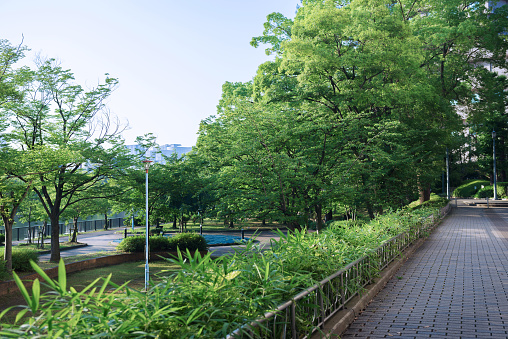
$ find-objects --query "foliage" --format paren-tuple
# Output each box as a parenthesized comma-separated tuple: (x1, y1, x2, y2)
(452, 180, 491, 198)
(2, 57, 131, 263)
(407, 194, 449, 210)
(0, 204, 446, 338)
(0, 248, 38, 272)
(475, 186, 494, 199)
(117, 233, 208, 253)
(0, 234, 4, 244)
(474, 183, 508, 199)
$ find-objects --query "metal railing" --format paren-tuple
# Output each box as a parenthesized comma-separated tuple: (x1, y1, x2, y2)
(229, 204, 451, 339)
(0, 217, 126, 241)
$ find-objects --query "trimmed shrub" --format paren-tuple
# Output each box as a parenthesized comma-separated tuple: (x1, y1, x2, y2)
(0, 248, 39, 272)
(150, 235, 171, 252)
(475, 186, 493, 198)
(0, 234, 5, 245)
(169, 233, 208, 251)
(117, 233, 208, 253)
(407, 193, 448, 210)
(452, 180, 490, 198)
(117, 235, 145, 252)
(475, 183, 508, 199)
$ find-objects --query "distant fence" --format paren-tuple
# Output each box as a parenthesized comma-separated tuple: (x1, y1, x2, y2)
(228, 204, 451, 339)
(0, 217, 126, 241)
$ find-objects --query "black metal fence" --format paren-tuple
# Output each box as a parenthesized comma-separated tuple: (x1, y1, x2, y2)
(0, 217, 126, 241)
(228, 204, 451, 339)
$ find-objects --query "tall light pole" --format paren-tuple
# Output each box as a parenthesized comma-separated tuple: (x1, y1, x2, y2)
(492, 130, 498, 200)
(143, 159, 152, 291)
(446, 148, 450, 200)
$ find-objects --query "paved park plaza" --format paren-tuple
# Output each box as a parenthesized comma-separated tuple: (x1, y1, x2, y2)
(341, 201, 508, 338)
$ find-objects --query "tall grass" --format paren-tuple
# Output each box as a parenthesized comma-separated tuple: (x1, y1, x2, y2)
(0, 201, 447, 338)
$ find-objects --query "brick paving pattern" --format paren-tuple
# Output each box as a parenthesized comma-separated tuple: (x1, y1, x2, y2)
(341, 203, 508, 338)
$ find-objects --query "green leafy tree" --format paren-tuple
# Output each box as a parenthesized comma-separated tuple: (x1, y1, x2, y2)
(4, 58, 130, 262)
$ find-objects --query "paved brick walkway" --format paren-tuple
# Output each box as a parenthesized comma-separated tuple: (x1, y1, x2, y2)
(342, 201, 508, 338)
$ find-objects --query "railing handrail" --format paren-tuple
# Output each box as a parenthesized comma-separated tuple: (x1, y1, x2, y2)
(227, 204, 451, 338)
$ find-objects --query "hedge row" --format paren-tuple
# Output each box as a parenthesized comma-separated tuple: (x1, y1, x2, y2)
(117, 232, 208, 253)
(0, 248, 39, 273)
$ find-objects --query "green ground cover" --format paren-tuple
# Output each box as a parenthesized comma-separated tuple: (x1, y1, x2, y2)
(0, 260, 179, 324)
(0, 198, 448, 338)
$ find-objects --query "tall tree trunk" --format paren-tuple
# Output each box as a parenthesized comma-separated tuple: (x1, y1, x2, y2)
(39, 221, 47, 249)
(324, 210, 333, 223)
(27, 207, 32, 244)
(315, 204, 324, 232)
(104, 213, 108, 230)
(1, 217, 14, 272)
(50, 213, 61, 263)
(70, 216, 78, 242)
(172, 215, 177, 229)
(419, 184, 431, 204)
(366, 201, 375, 220)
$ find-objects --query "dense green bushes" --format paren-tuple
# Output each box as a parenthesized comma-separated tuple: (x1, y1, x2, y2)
(117, 233, 208, 253)
(0, 248, 39, 272)
(0, 203, 447, 338)
(453, 180, 490, 198)
(474, 182, 508, 199)
(407, 194, 448, 210)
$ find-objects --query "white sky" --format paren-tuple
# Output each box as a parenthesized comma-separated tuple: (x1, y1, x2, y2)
(0, 0, 298, 147)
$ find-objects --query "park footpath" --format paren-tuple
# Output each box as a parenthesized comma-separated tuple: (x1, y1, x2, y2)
(340, 200, 508, 339)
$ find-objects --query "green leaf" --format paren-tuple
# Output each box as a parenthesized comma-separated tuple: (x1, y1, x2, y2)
(30, 260, 57, 290)
(12, 271, 32, 310)
(31, 278, 40, 313)
(58, 258, 67, 294)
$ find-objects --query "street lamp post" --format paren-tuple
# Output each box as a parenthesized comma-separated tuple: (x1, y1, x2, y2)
(446, 148, 450, 200)
(492, 130, 498, 200)
(143, 159, 152, 291)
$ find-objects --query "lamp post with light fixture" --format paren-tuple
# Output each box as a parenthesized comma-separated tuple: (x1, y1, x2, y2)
(492, 130, 498, 200)
(143, 159, 152, 291)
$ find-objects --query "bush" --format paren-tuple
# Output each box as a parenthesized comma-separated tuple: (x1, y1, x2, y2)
(0, 204, 446, 338)
(475, 186, 493, 198)
(0, 260, 8, 280)
(0, 234, 5, 245)
(407, 193, 448, 210)
(117, 233, 208, 253)
(474, 183, 508, 199)
(0, 248, 39, 272)
(452, 180, 490, 198)
(169, 233, 208, 251)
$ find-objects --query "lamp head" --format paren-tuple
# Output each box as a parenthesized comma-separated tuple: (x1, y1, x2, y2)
(142, 159, 153, 171)
(492, 130, 496, 139)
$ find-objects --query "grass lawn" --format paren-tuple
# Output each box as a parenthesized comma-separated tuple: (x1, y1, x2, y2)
(0, 260, 180, 324)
